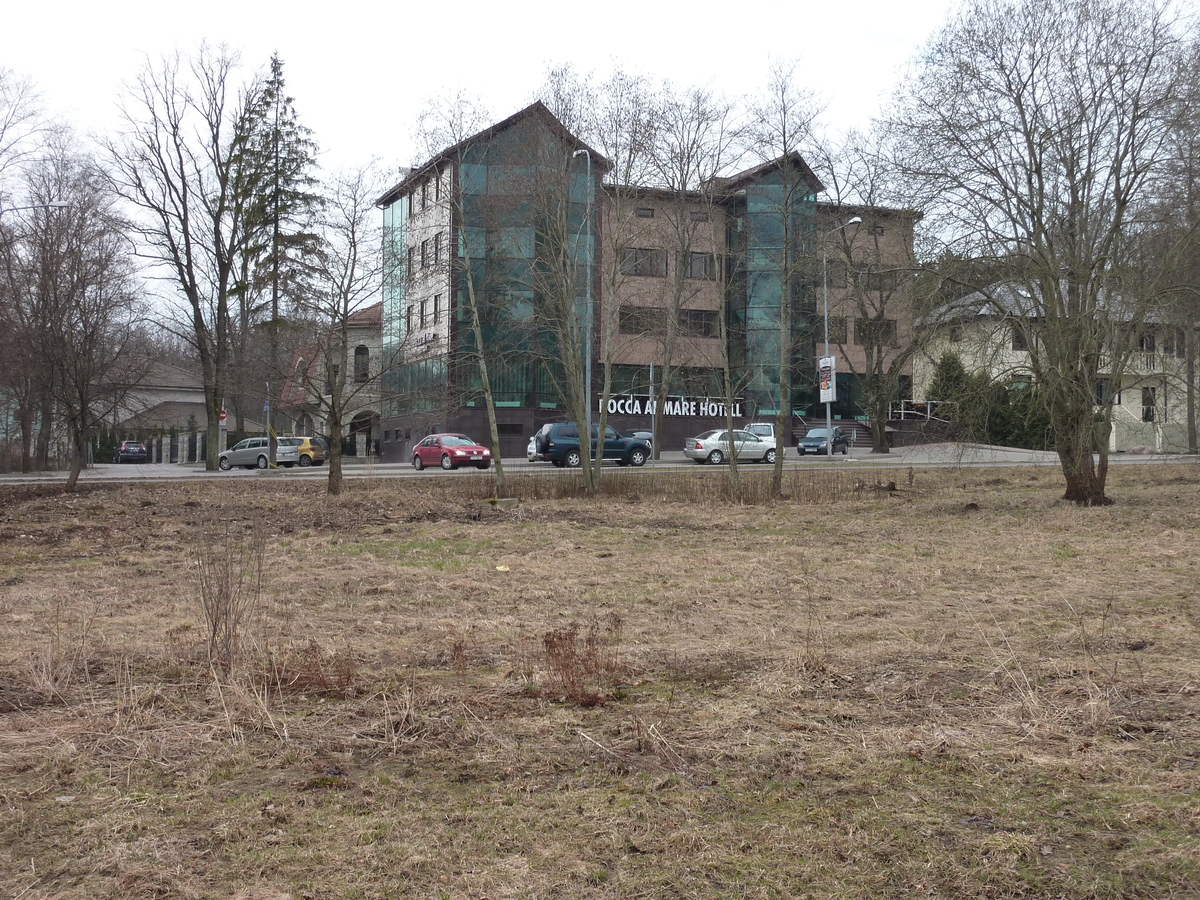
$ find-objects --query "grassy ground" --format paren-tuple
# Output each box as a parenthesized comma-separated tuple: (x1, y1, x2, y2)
(1, 464, 1198, 899)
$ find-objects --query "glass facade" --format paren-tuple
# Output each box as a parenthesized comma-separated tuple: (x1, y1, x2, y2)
(725, 169, 818, 418)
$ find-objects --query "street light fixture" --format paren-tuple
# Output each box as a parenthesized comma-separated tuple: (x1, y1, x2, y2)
(0, 200, 70, 216)
(571, 148, 593, 464)
(821, 216, 862, 456)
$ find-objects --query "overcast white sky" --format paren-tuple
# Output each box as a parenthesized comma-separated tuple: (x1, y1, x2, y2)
(4, 0, 958, 175)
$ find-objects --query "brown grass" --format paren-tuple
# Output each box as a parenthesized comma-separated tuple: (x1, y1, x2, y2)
(1, 464, 1198, 899)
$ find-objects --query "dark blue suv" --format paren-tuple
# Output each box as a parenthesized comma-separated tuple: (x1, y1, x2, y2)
(534, 422, 651, 468)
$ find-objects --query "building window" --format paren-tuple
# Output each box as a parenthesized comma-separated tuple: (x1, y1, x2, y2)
(678, 308, 720, 339)
(1138, 329, 1156, 353)
(434, 233, 442, 267)
(421, 180, 429, 210)
(421, 239, 429, 268)
(826, 316, 848, 344)
(354, 345, 370, 382)
(1142, 386, 1157, 422)
(1163, 326, 1186, 358)
(824, 259, 847, 289)
(435, 172, 441, 202)
(1011, 324, 1028, 352)
(855, 317, 898, 348)
(419, 298, 428, 327)
(619, 248, 667, 277)
(405, 304, 413, 334)
(618, 305, 668, 335)
(636, 207, 655, 218)
(858, 264, 897, 293)
(433, 294, 442, 322)
(680, 251, 716, 280)
(407, 247, 415, 279)
(1094, 378, 1120, 406)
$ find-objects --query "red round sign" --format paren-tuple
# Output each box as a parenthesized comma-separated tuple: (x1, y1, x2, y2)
(219, 408, 228, 423)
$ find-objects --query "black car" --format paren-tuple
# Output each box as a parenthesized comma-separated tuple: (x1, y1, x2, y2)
(114, 440, 149, 463)
(534, 422, 650, 468)
(797, 426, 851, 455)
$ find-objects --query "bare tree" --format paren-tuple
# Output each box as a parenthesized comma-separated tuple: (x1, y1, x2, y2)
(808, 131, 931, 453)
(105, 46, 271, 470)
(289, 163, 388, 495)
(3, 138, 142, 489)
(744, 61, 822, 492)
(888, 0, 1195, 504)
(0, 68, 46, 190)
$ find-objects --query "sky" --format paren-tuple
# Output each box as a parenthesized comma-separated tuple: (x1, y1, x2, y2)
(3, 0, 959, 177)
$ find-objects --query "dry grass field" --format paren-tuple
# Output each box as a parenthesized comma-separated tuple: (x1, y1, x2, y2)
(1, 464, 1198, 899)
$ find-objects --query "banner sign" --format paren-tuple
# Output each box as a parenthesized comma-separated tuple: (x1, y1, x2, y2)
(606, 395, 745, 418)
(819, 356, 837, 404)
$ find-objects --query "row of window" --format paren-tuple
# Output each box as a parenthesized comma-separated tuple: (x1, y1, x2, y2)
(618, 305, 721, 339)
(406, 294, 443, 332)
(407, 233, 445, 276)
(620, 248, 718, 280)
(952, 323, 1192, 356)
(408, 173, 444, 216)
(617, 305, 900, 348)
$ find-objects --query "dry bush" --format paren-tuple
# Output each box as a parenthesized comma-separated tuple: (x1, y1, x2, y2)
(192, 513, 266, 674)
(543, 613, 624, 706)
(253, 638, 358, 699)
(23, 595, 103, 700)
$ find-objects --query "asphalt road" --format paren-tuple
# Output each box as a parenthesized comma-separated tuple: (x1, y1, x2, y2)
(0, 442, 1188, 484)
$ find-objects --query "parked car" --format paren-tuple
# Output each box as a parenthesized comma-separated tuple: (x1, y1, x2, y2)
(221, 438, 267, 470)
(629, 430, 654, 452)
(290, 436, 327, 466)
(274, 437, 302, 467)
(798, 426, 851, 455)
(684, 429, 776, 465)
(742, 422, 786, 459)
(412, 433, 493, 470)
(534, 422, 650, 468)
(113, 440, 149, 464)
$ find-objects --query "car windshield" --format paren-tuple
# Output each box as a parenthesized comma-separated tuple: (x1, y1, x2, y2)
(805, 429, 829, 439)
(695, 430, 723, 441)
(441, 436, 477, 447)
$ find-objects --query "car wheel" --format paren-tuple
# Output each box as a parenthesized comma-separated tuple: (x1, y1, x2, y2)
(256, 455, 268, 469)
(842, 444, 849, 455)
(564, 448, 582, 468)
(707, 449, 724, 465)
(298, 455, 312, 467)
(628, 447, 647, 467)
(413, 455, 424, 471)
(441, 454, 455, 470)
(764, 448, 777, 465)
(219, 457, 231, 471)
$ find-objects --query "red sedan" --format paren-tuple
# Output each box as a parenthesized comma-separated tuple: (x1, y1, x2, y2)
(412, 433, 493, 471)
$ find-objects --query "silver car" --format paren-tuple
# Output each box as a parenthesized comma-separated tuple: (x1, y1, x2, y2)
(683, 429, 776, 465)
(219, 437, 299, 470)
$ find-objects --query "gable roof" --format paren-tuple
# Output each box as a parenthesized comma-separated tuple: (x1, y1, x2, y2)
(706, 152, 825, 196)
(376, 101, 609, 208)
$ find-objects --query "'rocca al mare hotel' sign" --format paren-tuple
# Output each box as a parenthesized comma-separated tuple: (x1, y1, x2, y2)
(605, 395, 745, 418)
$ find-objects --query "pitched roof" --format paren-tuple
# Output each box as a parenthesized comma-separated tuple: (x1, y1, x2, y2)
(376, 101, 610, 208)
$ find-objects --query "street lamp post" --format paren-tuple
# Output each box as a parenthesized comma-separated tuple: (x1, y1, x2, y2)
(822, 216, 861, 457)
(572, 148, 593, 463)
